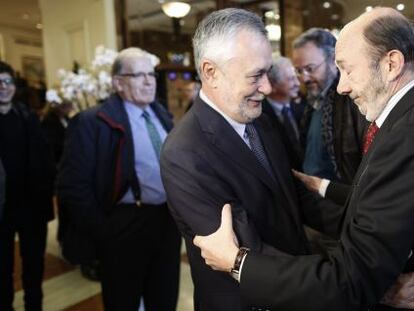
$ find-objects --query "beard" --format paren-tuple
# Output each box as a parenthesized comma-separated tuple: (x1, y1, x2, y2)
(306, 65, 337, 107)
(362, 69, 388, 122)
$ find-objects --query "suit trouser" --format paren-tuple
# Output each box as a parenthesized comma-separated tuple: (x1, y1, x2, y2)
(98, 203, 181, 311)
(0, 216, 47, 311)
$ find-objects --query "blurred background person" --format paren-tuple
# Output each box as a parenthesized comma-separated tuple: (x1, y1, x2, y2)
(57, 47, 181, 311)
(0, 61, 55, 311)
(262, 56, 304, 169)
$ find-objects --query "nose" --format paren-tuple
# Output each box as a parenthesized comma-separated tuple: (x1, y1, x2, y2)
(336, 73, 351, 95)
(259, 74, 272, 95)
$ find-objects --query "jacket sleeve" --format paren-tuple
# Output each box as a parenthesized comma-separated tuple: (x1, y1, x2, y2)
(240, 119, 414, 311)
(161, 144, 285, 256)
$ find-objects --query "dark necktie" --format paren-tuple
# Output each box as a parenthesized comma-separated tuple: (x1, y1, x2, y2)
(142, 110, 162, 159)
(281, 106, 299, 142)
(363, 122, 379, 155)
(245, 123, 275, 180)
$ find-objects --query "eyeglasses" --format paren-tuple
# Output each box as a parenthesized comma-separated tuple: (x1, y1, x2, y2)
(0, 77, 14, 86)
(295, 59, 326, 76)
(117, 72, 158, 80)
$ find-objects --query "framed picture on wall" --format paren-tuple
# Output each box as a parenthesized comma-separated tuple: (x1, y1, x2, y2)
(21, 56, 45, 87)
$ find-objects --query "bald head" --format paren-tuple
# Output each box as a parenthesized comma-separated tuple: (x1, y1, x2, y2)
(339, 7, 414, 70)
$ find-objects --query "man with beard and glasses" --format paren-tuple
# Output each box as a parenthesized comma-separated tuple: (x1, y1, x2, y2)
(160, 8, 312, 311)
(292, 28, 367, 203)
(194, 7, 414, 310)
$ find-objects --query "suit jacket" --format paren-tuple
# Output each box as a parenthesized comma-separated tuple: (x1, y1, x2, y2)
(0, 158, 5, 220)
(161, 96, 317, 311)
(57, 94, 173, 263)
(241, 87, 414, 311)
(262, 99, 304, 169)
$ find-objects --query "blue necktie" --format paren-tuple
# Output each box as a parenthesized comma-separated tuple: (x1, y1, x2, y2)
(245, 123, 275, 180)
(281, 106, 299, 141)
(142, 110, 162, 159)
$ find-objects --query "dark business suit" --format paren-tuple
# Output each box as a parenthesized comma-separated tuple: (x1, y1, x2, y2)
(241, 86, 414, 311)
(262, 99, 304, 169)
(161, 96, 313, 311)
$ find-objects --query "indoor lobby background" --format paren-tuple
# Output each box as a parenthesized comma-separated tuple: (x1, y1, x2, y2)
(0, 0, 412, 310)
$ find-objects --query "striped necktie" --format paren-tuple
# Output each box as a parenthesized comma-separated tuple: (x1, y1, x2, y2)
(245, 123, 275, 180)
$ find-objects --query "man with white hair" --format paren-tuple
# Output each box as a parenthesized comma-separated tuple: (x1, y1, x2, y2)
(161, 8, 312, 311)
(194, 7, 414, 310)
(58, 47, 181, 311)
(262, 56, 303, 169)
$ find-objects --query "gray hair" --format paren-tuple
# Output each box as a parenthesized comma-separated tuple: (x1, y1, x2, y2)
(293, 28, 336, 62)
(193, 8, 267, 77)
(111, 47, 160, 76)
(268, 56, 293, 84)
(363, 10, 414, 70)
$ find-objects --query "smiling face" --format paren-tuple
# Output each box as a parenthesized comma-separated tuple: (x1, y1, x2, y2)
(0, 72, 16, 105)
(112, 56, 156, 107)
(292, 42, 337, 99)
(204, 29, 273, 123)
(336, 26, 389, 122)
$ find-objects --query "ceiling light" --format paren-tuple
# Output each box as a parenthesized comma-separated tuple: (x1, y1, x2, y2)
(365, 6, 373, 12)
(162, 1, 191, 18)
(396, 3, 405, 11)
(36, 23, 43, 30)
(265, 11, 275, 19)
(331, 14, 339, 20)
(323, 2, 331, 9)
(22, 13, 29, 20)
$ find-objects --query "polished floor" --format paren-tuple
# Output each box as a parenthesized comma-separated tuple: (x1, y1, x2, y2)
(12, 219, 194, 311)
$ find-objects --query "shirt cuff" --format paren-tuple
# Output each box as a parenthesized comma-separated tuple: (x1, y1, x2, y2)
(318, 179, 331, 197)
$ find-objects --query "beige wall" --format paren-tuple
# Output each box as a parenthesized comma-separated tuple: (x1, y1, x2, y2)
(0, 25, 43, 79)
(39, 0, 117, 87)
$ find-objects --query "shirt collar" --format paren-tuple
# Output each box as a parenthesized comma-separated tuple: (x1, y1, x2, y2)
(376, 78, 414, 128)
(123, 101, 153, 120)
(267, 98, 290, 114)
(200, 90, 246, 139)
(0, 103, 13, 115)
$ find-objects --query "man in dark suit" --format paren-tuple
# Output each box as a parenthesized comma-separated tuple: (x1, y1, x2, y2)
(161, 9, 314, 311)
(57, 48, 181, 311)
(0, 61, 55, 311)
(194, 7, 414, 310)
(262, 56, 304, 169)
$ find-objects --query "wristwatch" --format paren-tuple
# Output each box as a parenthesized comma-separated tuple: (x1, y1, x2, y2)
(230, 247, 250, 277)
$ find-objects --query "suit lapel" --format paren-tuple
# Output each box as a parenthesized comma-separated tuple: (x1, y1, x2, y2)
(256, 117, 303, 228)
(341, 86, 414, 229)
(193, 97, 276, 191)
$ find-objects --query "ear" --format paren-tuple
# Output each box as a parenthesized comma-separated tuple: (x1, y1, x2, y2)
(112, 76, 123, 92)
(384, 49, 405, 82)
(199, 59, 219, 88)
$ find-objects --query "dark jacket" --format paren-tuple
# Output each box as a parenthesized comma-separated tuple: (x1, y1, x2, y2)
(262, 98, 304, 169)
(241, 86, 414, 311)
(300, 78, 368, 184)
(0, 158, 5, 220)
(57, 94, 173, 263)
(161, 96, 321, 310)
(0, 103, 54, 222)
(41, 109, 68, 165)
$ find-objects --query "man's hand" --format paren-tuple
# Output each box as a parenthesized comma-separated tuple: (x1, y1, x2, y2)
(292, 169, 322, 193)
(381, 272, 414, 309)
(193, 204, 239, 272)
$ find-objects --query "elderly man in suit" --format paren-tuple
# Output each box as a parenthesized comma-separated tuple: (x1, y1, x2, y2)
(195, 7, 414, 311)
(261, 56, 303, 169)
(57, 48, 181, 311)
(161, 8, 316, 311)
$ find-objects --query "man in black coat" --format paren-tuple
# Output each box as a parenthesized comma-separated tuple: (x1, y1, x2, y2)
(0, 61, 55, 311)
(57, 48, 181, 311)
(194, 7, 414, 311)
(161, 9, 317, 311)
